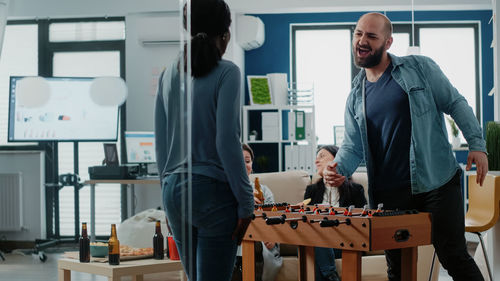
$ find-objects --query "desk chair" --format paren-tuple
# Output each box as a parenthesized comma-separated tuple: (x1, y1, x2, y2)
(429, 174, 500, 281)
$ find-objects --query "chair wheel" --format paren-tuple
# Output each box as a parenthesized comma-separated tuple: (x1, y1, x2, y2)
(39, 252, 47, 262)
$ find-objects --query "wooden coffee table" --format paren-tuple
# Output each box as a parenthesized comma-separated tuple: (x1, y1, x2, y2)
(58, 258, 184, 281)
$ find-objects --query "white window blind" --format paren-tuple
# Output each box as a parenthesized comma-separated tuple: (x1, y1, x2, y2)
(49, 21, 125, 42)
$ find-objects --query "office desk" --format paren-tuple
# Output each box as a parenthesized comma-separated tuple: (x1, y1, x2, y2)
(84, 178, 160, 241)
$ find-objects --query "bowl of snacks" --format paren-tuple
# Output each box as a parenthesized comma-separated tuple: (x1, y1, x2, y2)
(90, 242, 108, 257)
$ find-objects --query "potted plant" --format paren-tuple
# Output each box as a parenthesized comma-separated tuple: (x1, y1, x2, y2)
(249, 130, 258, 141)
(486, 121, 500, 171)
(447, 117, 460, 149)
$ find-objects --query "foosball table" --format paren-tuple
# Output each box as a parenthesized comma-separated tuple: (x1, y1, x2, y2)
(242, 204, 432, 281)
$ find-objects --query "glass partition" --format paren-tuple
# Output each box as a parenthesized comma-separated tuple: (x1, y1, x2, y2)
(157, 1, 251, 279)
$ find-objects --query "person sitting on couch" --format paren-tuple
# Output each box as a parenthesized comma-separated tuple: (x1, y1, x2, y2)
(233, 144, 282, 281)
(304, 145, 367, 281)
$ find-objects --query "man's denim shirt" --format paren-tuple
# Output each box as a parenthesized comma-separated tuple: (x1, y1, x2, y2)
(334, 53, 486, 205)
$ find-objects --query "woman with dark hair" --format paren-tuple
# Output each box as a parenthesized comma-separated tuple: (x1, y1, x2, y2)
(239, 144, 282, 281)
(304, 145, 366, 281)
(154, 1, 254, 280)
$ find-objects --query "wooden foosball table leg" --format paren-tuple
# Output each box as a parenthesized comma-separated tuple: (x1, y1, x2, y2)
(341, 250, 362, 281)
(401, 247, 418, 281)
(298, 246, 315, 281)
(242, 240, 255, 281)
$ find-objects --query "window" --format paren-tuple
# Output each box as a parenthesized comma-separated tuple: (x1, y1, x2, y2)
(55, 51, 122, 236)
(390, 33, 410, 57)
(1, 19, 125, 238)
(293, 26, 352, 145)
(292, 23, 480, 146)
(419, 26, 478, 144)
(0, 24, 38, 146)
(49, 21, 125, 42)
(51, 21, 125, 237)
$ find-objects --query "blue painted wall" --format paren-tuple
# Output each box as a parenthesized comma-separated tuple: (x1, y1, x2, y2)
(245, 10, 494, 130)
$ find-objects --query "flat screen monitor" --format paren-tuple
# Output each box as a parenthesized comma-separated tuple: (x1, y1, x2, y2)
(125, 131, 156, 164)
(8, 76, 119, 142)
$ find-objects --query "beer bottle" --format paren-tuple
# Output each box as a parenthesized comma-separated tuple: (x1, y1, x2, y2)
(153, 220, 164, 259)
(254, 177, 265, 202)
(108, 224, 120, 265)
(79, 222, 90, 263)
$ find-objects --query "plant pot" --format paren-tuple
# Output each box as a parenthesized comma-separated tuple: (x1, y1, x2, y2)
(452, 136, 461, 149)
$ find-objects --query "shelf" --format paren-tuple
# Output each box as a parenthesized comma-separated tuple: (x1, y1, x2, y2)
(243, 105, 314, 110)
(246, 140, 281, 144)
(246, 140, 312, 144)
(242, 104, 317, 173)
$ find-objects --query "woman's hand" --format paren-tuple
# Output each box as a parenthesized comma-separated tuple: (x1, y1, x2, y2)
(232, 217, 252, 245)
(253, 190, 262, 204)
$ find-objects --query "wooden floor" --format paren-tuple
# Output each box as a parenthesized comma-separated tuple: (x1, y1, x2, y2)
(0, 251, 185, 281)
(0, 241, 481, 281)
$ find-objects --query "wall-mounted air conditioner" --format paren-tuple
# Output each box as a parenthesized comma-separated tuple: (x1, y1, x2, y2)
(237, 15, 265, 51)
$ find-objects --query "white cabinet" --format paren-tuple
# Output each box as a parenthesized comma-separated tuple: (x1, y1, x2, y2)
(241, 105, 316, 173)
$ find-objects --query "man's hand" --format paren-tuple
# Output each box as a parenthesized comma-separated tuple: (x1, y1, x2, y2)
(323, 162, 346, 187)
(466, 151, 489, 186)
(263, 242, 276, 250)
(232, 217, 252, 245)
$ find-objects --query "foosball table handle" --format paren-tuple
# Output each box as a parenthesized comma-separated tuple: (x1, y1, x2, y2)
(265, 214, 286, 225)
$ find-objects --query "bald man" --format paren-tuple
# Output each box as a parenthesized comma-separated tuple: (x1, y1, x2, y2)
(324, 13, 487, 281)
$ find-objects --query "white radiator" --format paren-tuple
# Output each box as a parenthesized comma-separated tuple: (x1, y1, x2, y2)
(0, 173, 23, 231)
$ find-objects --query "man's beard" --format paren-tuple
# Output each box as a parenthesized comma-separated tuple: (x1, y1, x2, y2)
(353, 43, 385, 68)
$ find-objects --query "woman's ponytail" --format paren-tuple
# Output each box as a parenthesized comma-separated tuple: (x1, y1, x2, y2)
(185, 0, 231, 78)
(190, 32, 221, 78)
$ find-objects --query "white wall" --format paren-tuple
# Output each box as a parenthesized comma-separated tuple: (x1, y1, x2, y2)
(225, 12, 246, 101)
(0, 151, 45, 241)
(125, 11, 245, 132)
(125, 10, 246, 211)
(125, 11, 181, 131)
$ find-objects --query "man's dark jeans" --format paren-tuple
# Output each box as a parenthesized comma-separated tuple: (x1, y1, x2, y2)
(373, 170, 484, 281)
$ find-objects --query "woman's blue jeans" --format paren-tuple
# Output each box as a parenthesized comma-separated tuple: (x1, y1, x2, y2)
(315, 247, 341, 281)
(162, 173, 239, 281)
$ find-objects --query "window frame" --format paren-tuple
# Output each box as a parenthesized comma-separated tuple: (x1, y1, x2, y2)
(291, 21, 482, 142)
(43, 17, 126, 240)
(0, 17, 126, 240)
(414, 22, 480, 120)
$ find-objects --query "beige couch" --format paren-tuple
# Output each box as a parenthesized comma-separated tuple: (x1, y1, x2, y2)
(249, 170, 440, 281)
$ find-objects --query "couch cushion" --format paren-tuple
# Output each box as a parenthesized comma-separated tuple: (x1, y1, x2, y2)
(351, 172, 369, 204)
(250, 170, 311, 205)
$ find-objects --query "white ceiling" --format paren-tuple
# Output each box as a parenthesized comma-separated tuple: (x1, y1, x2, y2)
(7, 0, 492, 19)
(226, 0, 491, 13)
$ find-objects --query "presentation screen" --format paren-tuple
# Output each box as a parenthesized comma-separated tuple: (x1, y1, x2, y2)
(125, 131, 156, 164)
(8, 76, 119, 142)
